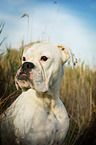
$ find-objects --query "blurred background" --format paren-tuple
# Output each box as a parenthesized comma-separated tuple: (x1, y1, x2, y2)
(0, 0, 96, 145)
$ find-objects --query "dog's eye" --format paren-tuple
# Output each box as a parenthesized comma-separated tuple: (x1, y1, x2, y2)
(41, 56, 48, 61)
(23, 57, 26, 61)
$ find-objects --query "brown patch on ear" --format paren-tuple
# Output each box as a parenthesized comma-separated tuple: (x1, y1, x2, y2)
(62, 48, 65, 51)
(58, 45, 65, 50)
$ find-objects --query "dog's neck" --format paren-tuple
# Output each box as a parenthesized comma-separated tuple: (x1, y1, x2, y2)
(34, 70, 64, 110)
(25, 88, 68, 126)
(35, 91, 59, 111)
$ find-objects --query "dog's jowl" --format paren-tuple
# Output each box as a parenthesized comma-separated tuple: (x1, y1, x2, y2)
(0, 43, 75, 145)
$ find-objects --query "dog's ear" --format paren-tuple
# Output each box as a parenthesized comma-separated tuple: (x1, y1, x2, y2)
(58, 45, 71, 64)
(57, 45, 77, 69)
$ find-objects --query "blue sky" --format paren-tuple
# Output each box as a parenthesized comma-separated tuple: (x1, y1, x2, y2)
(0, 0, 96, 68)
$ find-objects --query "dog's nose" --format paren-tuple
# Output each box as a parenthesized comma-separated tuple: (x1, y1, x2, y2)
(22, 62, 35, 70)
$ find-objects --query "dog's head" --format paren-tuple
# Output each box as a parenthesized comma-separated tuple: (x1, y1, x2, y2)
(15, 43, 76, 95)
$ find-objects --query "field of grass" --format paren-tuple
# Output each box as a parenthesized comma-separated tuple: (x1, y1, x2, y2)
(61, 62, 96, 145)
(0, 42, 96, 145)
(0, 20, 96, 144)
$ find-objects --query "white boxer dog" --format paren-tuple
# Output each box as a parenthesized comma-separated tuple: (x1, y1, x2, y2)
(1, 43, 76, 145)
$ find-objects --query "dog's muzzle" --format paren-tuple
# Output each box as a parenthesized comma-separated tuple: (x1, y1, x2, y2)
(17, 62, 35, 81)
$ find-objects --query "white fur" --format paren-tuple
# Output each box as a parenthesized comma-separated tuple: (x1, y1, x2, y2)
(1, 43, 71, 145)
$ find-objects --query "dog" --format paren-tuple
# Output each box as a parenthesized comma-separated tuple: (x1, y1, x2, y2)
(1, 43, 76, 145)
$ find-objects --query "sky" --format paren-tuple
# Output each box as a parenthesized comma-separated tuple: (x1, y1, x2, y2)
(0, 0, 96, 68)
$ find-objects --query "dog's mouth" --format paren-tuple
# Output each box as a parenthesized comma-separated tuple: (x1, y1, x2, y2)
(15, 68, 34, 91)
(17, 73, 29, 81)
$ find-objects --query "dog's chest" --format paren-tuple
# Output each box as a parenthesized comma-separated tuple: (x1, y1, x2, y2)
(2, 93, 65, 145)
(14, 108, 61, 145)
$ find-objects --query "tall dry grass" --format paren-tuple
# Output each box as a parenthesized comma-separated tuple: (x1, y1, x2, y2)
(60, 62, 96, 145)
(0, 42, 23, 112)
(0, 43, 96, 144)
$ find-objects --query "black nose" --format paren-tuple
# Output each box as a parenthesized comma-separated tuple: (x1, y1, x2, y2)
(22, 62, 35, 70)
